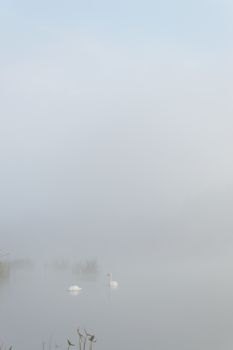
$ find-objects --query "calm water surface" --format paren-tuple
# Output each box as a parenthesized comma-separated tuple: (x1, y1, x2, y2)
(1, 249, 233, 350)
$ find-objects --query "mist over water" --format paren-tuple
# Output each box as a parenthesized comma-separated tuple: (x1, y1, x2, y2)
(2, 186, 233, 350)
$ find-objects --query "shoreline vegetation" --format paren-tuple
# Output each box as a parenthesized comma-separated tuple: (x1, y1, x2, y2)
(1, 328, 97, 350)
(67, 329, 97, 350)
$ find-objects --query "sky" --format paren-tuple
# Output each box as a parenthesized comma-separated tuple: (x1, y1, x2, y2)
(1, 0, 233, 249)
(0, 0, 233, 49)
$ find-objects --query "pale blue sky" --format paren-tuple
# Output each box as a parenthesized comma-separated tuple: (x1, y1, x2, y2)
(1, 0, 233, 232)
(1, 0, 233, 54)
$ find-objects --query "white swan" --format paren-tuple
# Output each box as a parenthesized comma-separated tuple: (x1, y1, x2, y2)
(68, 285, 82, 292)
(107, 273, 118, 288)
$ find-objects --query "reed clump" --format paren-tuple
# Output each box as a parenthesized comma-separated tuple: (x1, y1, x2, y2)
(67, 329, 97, 350)
(0, 328, 96, 350)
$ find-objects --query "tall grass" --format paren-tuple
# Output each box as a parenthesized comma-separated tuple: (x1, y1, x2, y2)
(67, 329, 97, 350)
(41, 328, 97, 350)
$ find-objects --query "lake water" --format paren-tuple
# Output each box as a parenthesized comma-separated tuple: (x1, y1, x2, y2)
(1, 234, 233, 350)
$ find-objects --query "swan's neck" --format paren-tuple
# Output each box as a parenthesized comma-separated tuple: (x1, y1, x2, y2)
(109, 273, 113, 282)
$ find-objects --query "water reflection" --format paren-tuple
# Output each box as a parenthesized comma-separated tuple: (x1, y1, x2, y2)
(68, 290, 82, 296)
(0, 261, 10, 287)
(10, 259, 34, 270)
(0, 258, 33, 287)
(72, 260, 98, 280)
(45, 259, 99, 281)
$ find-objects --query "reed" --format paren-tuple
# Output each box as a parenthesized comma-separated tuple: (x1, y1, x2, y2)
(67, 329, 97, 350)
(0, 328, 96, 350)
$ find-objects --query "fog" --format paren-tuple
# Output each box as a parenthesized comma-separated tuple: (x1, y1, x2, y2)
(1, 2, 233, 348)
(1, 38, 233, 259)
